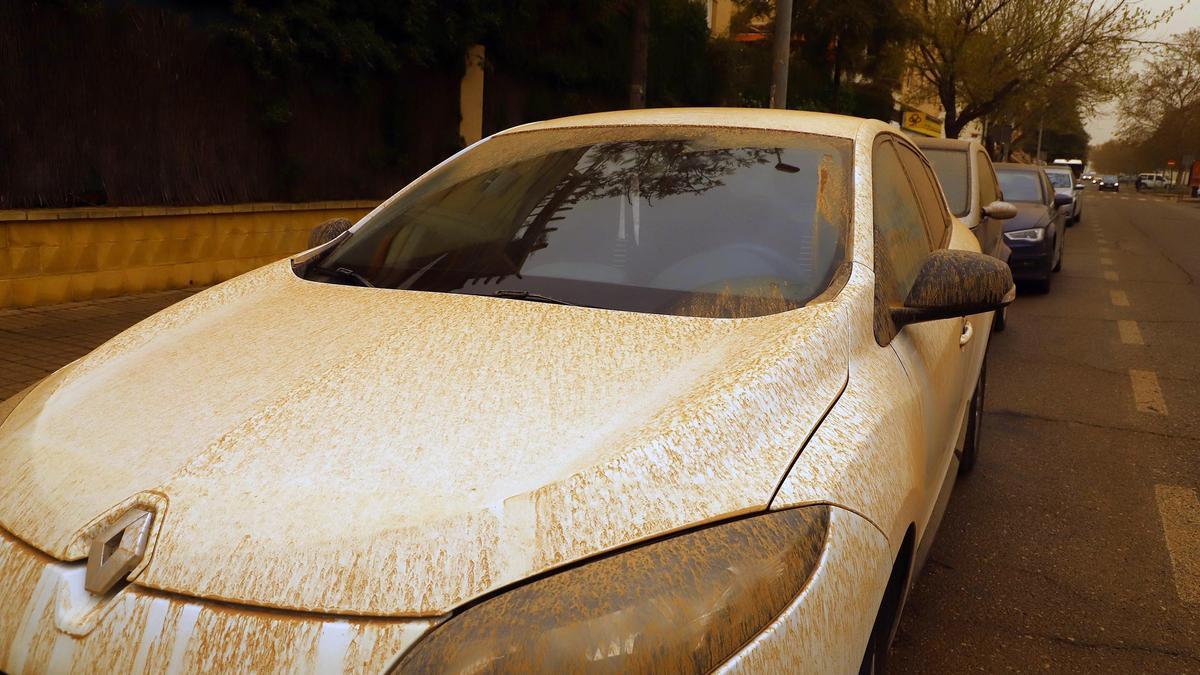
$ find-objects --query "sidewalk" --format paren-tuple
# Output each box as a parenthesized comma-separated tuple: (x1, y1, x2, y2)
(0, 289, 200, 400)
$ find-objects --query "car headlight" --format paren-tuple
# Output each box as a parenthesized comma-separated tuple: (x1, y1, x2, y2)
(391, 506, 830, 673)
(1005, 228, 1045, 242)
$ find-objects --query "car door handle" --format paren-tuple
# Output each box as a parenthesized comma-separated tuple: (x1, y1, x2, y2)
(959, 318, 974, 347)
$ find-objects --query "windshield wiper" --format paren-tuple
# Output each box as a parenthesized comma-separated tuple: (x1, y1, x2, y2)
(310, 265, 375, 288)
(492, 289, 583, 307)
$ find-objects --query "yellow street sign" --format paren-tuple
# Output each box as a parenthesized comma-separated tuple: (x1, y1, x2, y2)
(902, 110, 943, 138)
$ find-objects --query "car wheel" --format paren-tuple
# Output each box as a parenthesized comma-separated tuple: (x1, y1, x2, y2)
(993, 305, 1007, 332)
(958, 355, 987, 474)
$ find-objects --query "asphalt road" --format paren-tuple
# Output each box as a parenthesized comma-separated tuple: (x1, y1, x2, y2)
(890, 189, 1200, 673)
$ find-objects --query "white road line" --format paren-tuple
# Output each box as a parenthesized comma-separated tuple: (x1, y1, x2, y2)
(1155, 484, 1200, 603)
(1104, 270, 1119, 281)
(1130, 369, 1168, 415)
(1100, 247, 1111, 254)
(1101, 257, 1114, 266)
(1117, 320, 1144, 345)
(1110, 289, 1129, 306)
(1098, 238, 1109, 245)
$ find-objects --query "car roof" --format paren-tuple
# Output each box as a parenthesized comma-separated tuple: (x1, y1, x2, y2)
(911, 137, 975, 151)
(1043, 165, 1073, 173)
(495, 108, 873, 140)
(994, 162, 1044, 172)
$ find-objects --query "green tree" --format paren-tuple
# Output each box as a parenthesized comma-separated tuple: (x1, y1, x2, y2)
(732, 0, 915, 118)
(910, 0, 1172, 138)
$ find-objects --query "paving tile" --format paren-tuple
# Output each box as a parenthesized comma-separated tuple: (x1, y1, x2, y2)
(0, 288, 200, 396)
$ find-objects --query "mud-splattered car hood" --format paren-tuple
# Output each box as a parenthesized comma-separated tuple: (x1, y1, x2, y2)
(0, 260, 849, 617)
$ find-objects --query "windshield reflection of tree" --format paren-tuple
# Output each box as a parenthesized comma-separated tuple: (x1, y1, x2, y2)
(399, 141, 775, 292)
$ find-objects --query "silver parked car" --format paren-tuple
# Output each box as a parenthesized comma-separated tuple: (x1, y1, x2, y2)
(1044, 165, 1083, 225)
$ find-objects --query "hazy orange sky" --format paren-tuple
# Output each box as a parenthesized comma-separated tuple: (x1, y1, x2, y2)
(1086, 0, 1199, 145)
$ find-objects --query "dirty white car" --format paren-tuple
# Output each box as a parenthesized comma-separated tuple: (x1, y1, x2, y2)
(0, 109, 1011, 674)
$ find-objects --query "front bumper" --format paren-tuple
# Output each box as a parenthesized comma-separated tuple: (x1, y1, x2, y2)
(0, 528, 434, 674)
(1006, 238, 1053, 280)
(2, 507, 892, 674)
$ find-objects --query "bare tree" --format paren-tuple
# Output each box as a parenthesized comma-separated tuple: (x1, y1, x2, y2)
(910, 0, 1174, 138)
(1117, 28, 1200, 142)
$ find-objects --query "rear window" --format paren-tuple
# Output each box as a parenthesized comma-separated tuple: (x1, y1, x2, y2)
(996, 170, 1044, 203)
(306, 126, 854, 318)
(922, 148, 970, 217)
(1046, 170, 1073, 188)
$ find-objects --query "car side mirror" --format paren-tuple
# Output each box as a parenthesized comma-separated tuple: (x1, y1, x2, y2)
(892, 250, 1015, 328)
(982, 200, 1017, 220)
(307, 218, 354, 249)
(1052, 193, 1073, 208)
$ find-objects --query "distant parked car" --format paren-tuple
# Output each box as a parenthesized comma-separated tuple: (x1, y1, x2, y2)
(1098, 175, 1120, 192)
(995, 163, 1071, 292)
(1044, 165, 1083, 225)
(1137, 173, 1168, 191)
(917, 137, 1017, 329)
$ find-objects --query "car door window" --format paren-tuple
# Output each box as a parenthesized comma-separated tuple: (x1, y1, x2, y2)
(976, 150, 999, 205)
(894, 142, 950, 248)
(873, 138, 932, 342)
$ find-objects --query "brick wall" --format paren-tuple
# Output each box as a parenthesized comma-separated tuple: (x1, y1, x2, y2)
(0, 202, 377, 309)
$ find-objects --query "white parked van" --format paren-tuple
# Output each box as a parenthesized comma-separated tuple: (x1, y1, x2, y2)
(1137, 173, 1168, 190)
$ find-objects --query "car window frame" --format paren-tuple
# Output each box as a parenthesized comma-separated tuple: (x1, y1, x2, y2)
(870, 133, 937, 345)
(892, 139, 952, 250)
(975, 149, 1000, 207)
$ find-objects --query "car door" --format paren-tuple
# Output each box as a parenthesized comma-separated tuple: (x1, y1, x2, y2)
(872, 136, 972, 533)
(973, 148, 1007, 262)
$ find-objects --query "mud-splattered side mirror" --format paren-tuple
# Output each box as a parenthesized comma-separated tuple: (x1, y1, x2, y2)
(982, 200, 1017, 220)
(893, 249, 1015, 327)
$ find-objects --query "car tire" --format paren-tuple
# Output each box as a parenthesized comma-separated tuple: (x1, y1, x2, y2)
(993, 305, 1007, 332)
(958, 355, 987, 475)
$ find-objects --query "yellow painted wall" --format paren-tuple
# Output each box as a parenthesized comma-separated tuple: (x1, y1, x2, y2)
(0, 201, 377, 309)
(709, 0, 735, 37)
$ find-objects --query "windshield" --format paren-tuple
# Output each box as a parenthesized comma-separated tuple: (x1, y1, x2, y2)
(1046, 171, 1073, 188)
(997, 170, 1044, 203)
(922, 149, 970, 217)
(1104, 175, 1118, 182)
(306, 126, 853, 318)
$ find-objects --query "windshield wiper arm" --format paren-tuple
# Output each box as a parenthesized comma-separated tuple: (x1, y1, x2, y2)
(492, 289, 582, 306)
(310, 265, 375, 288)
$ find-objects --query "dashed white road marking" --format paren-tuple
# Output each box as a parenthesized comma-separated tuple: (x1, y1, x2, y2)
(1104, 270, 1119, 281)
(1098, 238, 1109, 245)
(1155, 484, 1200, 603)
(1110, 289, 1129, 306)
(1101, 257, 1114, 266)
(1099, 247, 1111, 254)
(1130, 369, 1168, 415)
(1117, 320, 1144, 345)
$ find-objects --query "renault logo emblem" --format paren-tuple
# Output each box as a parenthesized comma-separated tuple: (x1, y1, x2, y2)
(84, 508, 153, 595)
